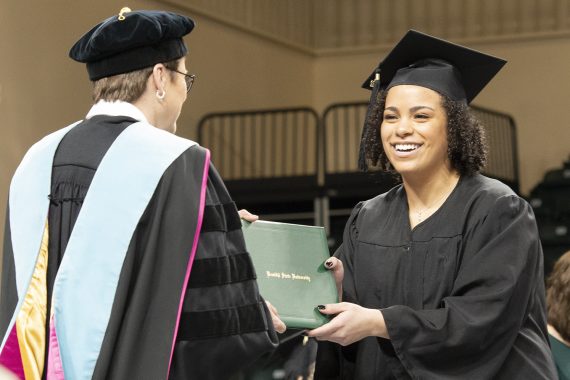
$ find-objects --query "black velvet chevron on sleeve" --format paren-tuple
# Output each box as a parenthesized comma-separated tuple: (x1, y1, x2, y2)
(169, 164, 278, 380)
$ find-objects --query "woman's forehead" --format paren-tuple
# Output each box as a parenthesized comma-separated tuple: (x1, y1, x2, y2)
(385, 85, 443, 105)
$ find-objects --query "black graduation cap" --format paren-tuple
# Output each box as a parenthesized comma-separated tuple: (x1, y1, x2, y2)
(69, 8, 195, 81)
(362, 30, 506, 104)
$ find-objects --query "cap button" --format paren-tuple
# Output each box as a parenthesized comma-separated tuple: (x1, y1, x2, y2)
(118, 7, 132, 21)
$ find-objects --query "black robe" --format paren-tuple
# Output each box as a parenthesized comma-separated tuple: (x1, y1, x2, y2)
(315, 174, 557, 379)
(0, 115, 277, 379)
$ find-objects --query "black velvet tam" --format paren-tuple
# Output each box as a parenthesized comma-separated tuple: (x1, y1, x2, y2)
(362, 30, 506, 104)
(69, 8, 195, 81)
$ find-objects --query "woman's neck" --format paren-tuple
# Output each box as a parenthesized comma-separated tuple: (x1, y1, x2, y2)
(403, 170, 460, 228)
(404, 170, 459, 208)
(548, 324, 570, 347)
(132, 97, 158, 127)
(132, 93, 174, 133)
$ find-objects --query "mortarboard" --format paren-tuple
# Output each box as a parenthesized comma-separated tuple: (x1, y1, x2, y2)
(362, 30, 506, 104)
(69, 8, 195, 81)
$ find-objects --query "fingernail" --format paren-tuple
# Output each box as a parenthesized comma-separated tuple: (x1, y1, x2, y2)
(325, 261, 333, 268)
(317, 305, 326, 310)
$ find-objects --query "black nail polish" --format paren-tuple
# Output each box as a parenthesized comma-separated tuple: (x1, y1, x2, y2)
(325, 261, 333, 268)
(317, 305, 326, 310)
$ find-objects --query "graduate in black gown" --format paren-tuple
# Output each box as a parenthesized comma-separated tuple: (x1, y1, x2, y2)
(308, 30, 558, 379)
(0, 8, 284, 380)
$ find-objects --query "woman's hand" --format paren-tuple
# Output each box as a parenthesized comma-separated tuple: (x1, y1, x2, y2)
(324, 257, 344, 302)
(306, 302, 388, 346)
(266, 301, 286, 333)
(238, 209, 259, 222)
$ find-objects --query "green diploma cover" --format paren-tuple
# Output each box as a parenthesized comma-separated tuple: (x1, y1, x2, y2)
(242, 220, 338, 329)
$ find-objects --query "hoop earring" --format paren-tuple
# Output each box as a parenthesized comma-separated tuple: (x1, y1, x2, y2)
(156, 89, 166, 100)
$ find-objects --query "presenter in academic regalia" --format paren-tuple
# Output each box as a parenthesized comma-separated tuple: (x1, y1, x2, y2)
(308, 30, 558, 379)
(0, 8, 284, 380)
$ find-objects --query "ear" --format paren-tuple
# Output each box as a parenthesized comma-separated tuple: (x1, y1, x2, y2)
(151, 63, 167, 93)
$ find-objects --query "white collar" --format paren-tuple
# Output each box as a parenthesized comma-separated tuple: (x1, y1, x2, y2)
(86, 100, 149, 124)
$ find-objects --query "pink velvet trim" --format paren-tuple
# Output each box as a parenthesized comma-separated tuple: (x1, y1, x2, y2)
(166, 149, 211, 378)
(46, 316, 64, 380)
(0, 324, 25, 379)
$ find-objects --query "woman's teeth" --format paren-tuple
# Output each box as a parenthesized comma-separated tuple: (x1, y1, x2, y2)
(394, 144, 420, 152)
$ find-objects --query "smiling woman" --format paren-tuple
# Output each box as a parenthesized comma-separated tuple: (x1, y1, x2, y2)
(380, 85, 458, 227)
(308, 30, 558, 380)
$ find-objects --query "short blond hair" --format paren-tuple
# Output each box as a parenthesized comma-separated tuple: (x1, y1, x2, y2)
(92, 59, 179, 103)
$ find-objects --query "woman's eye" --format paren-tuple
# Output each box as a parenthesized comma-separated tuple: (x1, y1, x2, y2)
(414, 113, 430, 120)
(383, 113, 397, 120)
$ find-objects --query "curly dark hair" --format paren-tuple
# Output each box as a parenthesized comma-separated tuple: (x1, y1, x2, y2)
(546, 250, 570, 342)
(358, 89, 488, 176)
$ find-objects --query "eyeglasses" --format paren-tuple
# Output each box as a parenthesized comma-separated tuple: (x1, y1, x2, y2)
(168, 68, 196, 93)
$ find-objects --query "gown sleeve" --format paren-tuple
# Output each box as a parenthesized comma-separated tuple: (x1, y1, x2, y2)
(381, 195, 545, 379)
(168, 161, 279, 380)
(314, 202, 364, 380)
(334, 202, 365, 305)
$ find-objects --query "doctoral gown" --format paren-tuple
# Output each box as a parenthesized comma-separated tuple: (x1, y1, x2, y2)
(315, 174, 557, 379)
(0, 110, 277, 379)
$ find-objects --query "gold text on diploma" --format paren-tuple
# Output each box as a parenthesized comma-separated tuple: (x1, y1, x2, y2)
(266, 271, 311, 283)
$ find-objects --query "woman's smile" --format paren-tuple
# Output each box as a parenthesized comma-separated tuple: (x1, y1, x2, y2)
(390, 142, 424, 157)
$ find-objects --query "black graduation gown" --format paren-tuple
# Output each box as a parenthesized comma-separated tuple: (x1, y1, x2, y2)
(315, 174, 557, 379)
(0, 115, 277, 379)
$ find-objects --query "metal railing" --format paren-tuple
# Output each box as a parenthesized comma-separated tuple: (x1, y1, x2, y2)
(198, 107, 320, 181)
(198, 107, 322, 224)
(472, 106, 520, 192)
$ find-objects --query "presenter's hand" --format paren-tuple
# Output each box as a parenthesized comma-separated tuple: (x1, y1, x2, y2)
(306, 302, 388, 346)
(238, 209, 259, 222)
(324, 257, 344, 302)
(266, 301, 286, 333)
